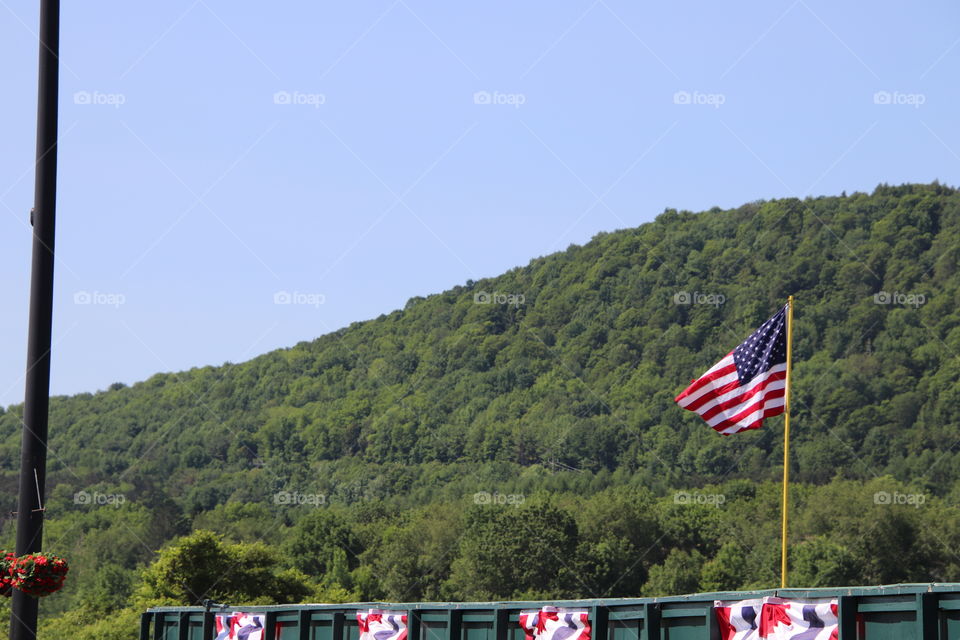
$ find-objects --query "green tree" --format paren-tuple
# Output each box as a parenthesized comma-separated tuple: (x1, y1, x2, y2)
(445, 501, 579, 599)
(700, 542, 747, 592)
(137, 530, 313, 605)
(643, 549, 705, 596)
(790, 537, 857, 587)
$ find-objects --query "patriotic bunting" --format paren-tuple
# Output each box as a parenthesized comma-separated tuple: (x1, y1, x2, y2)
(518, 607, 590, 640)
(215, 613, 266, 640)
(714, 598, 763, 640)
(714, 597, 837, 640)
(357, 609, 408, 640)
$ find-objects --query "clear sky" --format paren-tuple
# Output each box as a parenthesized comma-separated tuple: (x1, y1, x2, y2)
(1, 1, 958, 406)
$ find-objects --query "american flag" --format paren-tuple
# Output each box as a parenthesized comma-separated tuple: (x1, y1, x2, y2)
(675, 305, 788, 435)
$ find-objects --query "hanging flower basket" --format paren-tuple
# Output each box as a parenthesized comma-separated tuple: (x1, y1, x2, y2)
(0, 551, 15, 597)
(9, 553, 69, 597)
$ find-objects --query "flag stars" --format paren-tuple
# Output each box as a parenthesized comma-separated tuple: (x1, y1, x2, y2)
(733, 306, 788, 385)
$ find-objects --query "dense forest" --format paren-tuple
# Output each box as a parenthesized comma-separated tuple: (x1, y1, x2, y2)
(1, 182, 959, 638)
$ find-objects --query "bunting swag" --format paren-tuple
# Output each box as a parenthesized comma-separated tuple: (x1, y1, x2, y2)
(518, 607, 591, 640)
(357, 610, 409, 640)
(215, 613, 266, 640)
(714, 598, 763, 640)
(714, 598, 838, 640)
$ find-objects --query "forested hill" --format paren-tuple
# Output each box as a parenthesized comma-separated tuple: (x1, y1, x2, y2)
(2, 183, 960, 500)
(4, 183, 960, 638)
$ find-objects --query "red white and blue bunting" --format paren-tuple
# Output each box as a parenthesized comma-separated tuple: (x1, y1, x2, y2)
(215, 613, 267, 640)
(357, 609, 409, 640)
(518, 607, 591, 640)
(714, 597, 838, 640)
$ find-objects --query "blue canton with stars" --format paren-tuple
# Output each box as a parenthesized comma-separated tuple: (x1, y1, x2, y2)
(732, 306, 787, 385)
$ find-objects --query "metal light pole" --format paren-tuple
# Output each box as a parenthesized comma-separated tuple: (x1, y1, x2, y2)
(11, 0, 60, 637)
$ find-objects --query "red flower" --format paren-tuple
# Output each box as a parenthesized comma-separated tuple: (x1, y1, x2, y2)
(6, 553, 69, 597)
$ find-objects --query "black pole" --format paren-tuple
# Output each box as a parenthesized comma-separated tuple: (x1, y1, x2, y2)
(11, 0, 60, 637)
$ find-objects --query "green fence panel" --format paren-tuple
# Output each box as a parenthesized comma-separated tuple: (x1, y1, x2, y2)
(858, 595, 918, 639)
(141, 584, 960, 640)
(658, 603, 710, 640)
(460, 610, 495, 640)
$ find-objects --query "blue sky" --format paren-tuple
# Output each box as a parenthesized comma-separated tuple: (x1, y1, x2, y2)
(1, 0, 958, 406)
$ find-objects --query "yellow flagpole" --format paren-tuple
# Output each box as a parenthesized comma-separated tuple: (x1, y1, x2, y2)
(780, 295, 794, 588)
